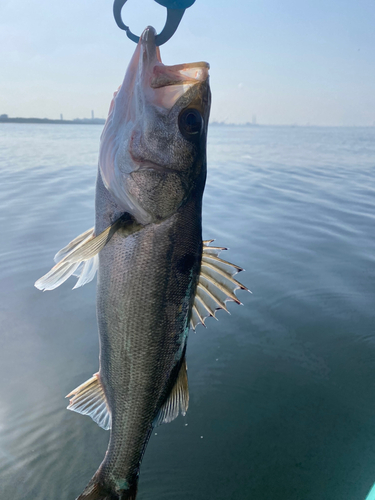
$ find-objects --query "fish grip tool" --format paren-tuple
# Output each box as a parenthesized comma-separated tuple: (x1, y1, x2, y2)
(113, 0, 196, 45)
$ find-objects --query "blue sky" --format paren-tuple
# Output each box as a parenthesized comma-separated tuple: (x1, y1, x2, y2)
(1, 0, 374, 125)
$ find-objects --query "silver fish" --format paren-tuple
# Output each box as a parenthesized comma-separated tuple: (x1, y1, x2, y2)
(35, 26, 248, 500)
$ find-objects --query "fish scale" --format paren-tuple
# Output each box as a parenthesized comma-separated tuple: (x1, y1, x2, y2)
(35, 25, 247, 500)
(94, 184, 203, 494)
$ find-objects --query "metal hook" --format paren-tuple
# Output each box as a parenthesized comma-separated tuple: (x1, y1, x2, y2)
(113, 0, 191, 46)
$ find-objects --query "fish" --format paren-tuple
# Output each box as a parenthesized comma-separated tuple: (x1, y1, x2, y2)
(35, 25, 248, 500)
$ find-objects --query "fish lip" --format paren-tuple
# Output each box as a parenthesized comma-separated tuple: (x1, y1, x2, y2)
(141, 26, 157, 43)
(140, 26, 161, 65)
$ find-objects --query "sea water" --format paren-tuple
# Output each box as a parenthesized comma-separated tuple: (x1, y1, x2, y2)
(0, 123, 374, 500)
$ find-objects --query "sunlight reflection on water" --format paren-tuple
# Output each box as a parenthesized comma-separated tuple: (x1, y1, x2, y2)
(0, 124, 374, 500)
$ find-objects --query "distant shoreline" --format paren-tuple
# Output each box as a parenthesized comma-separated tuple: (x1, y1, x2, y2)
(0, 117, 373, 127)
(0, 117, 105, 125)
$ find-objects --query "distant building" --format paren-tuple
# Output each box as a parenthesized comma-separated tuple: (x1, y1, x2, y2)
(0, 114, 8, 119)
(60, 114, 63, 121)
(91, 110, 94, 120)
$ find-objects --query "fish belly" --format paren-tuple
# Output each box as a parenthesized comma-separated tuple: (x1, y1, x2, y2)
(95, 197, 202, 489)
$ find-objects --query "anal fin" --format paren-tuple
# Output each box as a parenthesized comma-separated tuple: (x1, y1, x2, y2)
(66, 373, 111, 430)
(154, 356, 189, 426)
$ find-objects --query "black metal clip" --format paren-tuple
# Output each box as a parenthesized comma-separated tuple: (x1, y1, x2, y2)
(113, 0, 196, 46)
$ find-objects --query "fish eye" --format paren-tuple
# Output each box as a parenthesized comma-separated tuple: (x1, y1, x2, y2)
(178, 108, 203, 138)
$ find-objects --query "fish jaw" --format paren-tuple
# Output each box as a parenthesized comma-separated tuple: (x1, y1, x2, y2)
(99, 26, 211, 224)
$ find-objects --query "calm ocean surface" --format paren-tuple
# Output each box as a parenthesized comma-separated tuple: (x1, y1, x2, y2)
(0, 123, 374, 500)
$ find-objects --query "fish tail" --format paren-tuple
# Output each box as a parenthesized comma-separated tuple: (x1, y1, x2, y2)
(76, 478, 115, 500)
(76, 474, 138, 500)
(119, 483, 138, 500)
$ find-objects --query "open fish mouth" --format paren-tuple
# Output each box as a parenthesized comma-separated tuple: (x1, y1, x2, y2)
(140, 26, 209, 109)
(150, 61, 209, 109)
(151, 61, 210, 88)
(98, 25, 211, 223)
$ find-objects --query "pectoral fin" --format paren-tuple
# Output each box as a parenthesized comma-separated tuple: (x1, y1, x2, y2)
(66, 373, 111, 430)
(154, 356, 189, 426)
(190, 240, 250, 330)
(53, 227, 96, 262)
(35, 214, 141, 291)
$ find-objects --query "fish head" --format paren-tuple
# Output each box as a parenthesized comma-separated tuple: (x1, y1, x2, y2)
(99, 26, 211, 224)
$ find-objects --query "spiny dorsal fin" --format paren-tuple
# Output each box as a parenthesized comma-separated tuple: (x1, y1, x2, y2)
(66, 373, 111, 430)
(190, 240, 250, 331)
(34, 214, 142, 291)
(154, 357, 189, 426)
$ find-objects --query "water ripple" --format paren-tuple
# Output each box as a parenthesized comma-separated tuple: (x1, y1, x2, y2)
(1, 124, 375, 500)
